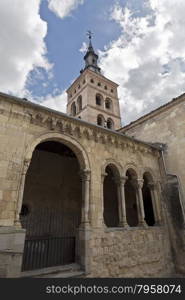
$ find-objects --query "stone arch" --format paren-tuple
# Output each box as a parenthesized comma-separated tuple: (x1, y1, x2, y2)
(123, 162, 139, 177)
(25, 132, 90, 171)
(107, 118, 114, 130)
(97, 114, 105, 127)
(102, 159, 123, 177)
(105, 98, 113, 110)
(141, 167, 156, 182)
(102, 161, 121, 227)
(17, 132, 91, 271)
(15, 132, 90, 226)
(77, 95, 82, 113)
(96, 93, 103, 106)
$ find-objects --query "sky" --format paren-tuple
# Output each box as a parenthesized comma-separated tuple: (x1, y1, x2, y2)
(0, 0, 185, 125)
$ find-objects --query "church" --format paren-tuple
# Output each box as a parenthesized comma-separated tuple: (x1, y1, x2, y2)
(0, 34, 185, 278)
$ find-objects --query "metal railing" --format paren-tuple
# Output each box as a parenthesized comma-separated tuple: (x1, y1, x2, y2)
(22, 236, 75, 271)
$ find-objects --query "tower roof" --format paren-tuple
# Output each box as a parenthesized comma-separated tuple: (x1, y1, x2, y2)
(81, 31, 101, 74)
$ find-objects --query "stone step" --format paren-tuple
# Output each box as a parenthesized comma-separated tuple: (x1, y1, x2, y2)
(169, 273, 185, 278)
(37, 270, 85, 278)
(21, 263, 84, 278)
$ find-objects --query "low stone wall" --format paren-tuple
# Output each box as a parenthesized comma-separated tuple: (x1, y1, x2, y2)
(0, 226, 26, 277)
(87, 226, 174, 277)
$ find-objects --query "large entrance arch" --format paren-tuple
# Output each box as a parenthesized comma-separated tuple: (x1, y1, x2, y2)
(20, 139, 87, 271)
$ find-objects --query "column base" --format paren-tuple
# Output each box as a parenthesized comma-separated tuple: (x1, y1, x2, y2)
(99, 218, 107, 229)
(154, 221, 162, 227)
(118, 222, 130, 228)
(79, 222, 91, 229)
(76, 224, 92, 274)
(138, 221, 148, 228)
(14, 219, 22, 228)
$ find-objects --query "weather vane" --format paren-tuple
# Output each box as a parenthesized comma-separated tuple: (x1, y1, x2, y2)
(87, 30, 93, 40)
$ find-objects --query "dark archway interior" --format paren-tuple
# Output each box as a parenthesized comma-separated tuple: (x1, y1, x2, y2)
(103, 165, 119, 227)
(125, 170, 138, 226)
(20, 141, 82, 270)
(142, 174, 155, 226)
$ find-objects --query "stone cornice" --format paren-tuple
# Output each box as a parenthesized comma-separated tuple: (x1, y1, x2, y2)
(0, 92, 160, 156)
(85, 69, 119, 87)
(75, 104, 121, 120)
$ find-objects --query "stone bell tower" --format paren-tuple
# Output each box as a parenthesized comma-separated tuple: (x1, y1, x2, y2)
(66, 31, 121, 130)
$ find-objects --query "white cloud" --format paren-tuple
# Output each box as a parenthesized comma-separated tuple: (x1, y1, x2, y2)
(48, 0, 84, 19)
(0, 0, 51, 97)
(40, 91, 67, 113)
(79, 42, 88, 53)
(99, 0, 185, 125)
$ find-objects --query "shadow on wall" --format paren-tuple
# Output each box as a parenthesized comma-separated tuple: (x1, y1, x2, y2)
(163, 174, 185, 274)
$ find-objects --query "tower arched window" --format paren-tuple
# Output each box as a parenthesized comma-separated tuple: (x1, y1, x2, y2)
(96, 94, 103, 106)
(77, 95, 82, 113)
(107, 118, 114, 129)
(105, 98, 112, 110)
(71, 102, 77, 116)
(97, 114, 105, 126)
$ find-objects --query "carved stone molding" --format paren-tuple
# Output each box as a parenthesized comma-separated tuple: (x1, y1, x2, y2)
(22, 159, 31, 175)
(1, 99, 158, 157)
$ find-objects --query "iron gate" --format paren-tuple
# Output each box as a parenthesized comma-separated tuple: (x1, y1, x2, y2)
(20, 208, 80, 271)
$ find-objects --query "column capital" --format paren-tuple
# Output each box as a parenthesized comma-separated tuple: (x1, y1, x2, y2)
(114, 176, 128, 186)
(148, 181, 157, 190)
(136, 179, 144, 189)
(80, 169, 91, 182)
(120, 176, 128, 185)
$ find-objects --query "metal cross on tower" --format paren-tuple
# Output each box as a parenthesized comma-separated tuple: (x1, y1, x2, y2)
(87, 30, 93, 40)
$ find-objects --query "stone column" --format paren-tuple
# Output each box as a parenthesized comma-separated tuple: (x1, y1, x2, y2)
(157, 180, 163, 222)
(118, 176, 129, 227)
(80, 169, 91, 228)
(77, 169, 91, 274)
(148, 182, 161, 225)
(14, 159, 31, 227)
(135, 179, 147, 227)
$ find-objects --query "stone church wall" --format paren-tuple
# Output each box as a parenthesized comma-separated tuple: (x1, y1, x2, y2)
(0, 93, 176, 277)
(87, 227, 173, 278)
(121, 95, 185, 203)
